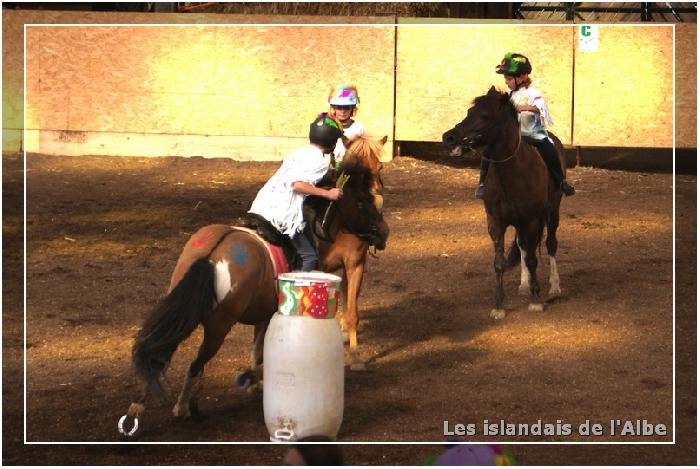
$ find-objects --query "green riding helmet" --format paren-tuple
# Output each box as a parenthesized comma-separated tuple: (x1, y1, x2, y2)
(495, 52, 532, 76)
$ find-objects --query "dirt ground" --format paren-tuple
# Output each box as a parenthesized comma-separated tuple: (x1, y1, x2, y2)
(2, 150, 696, 465)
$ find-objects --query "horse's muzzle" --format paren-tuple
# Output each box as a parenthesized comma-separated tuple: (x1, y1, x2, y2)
(369, 220, 390, 250)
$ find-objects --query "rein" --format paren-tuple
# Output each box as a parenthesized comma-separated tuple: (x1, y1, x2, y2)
(334, 201, 380, 243)
(472, 132, 522, 164)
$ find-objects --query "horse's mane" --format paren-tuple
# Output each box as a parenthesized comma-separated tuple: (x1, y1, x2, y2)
(473, 88, 518, 127)
(344, 136, 382, 167)
(336, 161, 373, 193)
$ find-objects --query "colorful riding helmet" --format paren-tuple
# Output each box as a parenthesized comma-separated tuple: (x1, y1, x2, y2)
(328, 84, 360, 107)
(495, 52, 532, 76)
(309, 112, 344, 149)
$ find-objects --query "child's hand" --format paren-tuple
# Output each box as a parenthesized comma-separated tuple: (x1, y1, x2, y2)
(326, 188, 343, 200)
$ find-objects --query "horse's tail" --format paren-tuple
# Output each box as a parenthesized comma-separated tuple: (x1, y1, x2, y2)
(132, 257, 216, 395)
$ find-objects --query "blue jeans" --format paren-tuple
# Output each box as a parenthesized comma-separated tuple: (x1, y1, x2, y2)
(291, 225, 319, 271)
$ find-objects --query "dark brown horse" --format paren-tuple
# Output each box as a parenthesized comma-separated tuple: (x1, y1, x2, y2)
(442, 86, 566, 319)
(119, 156, 388, 436)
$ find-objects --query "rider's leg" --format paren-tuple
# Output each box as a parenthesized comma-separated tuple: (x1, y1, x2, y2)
(532, 138, 575, 196)
(291, 225, 319, 271)
(475, 159, 489, 199)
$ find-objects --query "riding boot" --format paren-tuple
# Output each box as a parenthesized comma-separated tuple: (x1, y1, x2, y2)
(475, 159, 489, 199)
(532, 138, 575, 196)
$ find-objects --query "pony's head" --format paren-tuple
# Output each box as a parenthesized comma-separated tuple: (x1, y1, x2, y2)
(331, 162, 390, 250)
(341, 135, 387, 212)
(442, 86, 517, 157)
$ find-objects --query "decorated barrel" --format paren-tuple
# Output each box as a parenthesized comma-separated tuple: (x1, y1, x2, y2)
(263, 272, 344, 442)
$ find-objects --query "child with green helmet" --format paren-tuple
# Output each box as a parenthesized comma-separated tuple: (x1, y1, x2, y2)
(475, 52, 575, 199)
(249, 113, 344, 271)
(328, 84, 365, 162)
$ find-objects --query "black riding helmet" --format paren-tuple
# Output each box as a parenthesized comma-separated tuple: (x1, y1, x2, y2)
(309, 113, 343, 150)
(495, 52, 532, 76)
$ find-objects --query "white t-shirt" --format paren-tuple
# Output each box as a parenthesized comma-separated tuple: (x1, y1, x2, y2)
(249, 145, 331, 236)
(333, 120, 365, 160)
(510, 85, 553, 141)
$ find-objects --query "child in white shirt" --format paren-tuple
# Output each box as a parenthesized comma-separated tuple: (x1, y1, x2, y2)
(249, 113, 344, 271)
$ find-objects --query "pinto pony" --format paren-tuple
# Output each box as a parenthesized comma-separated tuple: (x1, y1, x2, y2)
(442, 86, 566, 319)
(119, 138, 388, 436)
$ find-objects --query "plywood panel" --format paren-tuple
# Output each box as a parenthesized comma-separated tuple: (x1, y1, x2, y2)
(573, 25, 673, 147)
(25, 24, 394, 140)
(9, 10, 395, 155)
(675, 24, 696, 148)
(396, 24, 574, 144)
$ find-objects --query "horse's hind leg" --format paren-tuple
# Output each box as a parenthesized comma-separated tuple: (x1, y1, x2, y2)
(173, 307, 234, 418)
(522, 222, 544, 312)
(236, 321, 268, 393)
(546, 205, 562, 298)
(516, 235, 531, 295)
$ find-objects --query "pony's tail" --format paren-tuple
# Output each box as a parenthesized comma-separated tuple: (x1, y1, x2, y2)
(504, 238, 521, 271)
(132, 257, 216, 395)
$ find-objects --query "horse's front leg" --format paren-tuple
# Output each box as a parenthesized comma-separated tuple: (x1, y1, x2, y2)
(338, 270, 350, 344)
(343, 258, 366, 371)
(488, 217, 507, 320)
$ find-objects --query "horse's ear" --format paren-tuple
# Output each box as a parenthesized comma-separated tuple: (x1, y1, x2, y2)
(379, 135, 388, 146)
(487, 85, 498, 95)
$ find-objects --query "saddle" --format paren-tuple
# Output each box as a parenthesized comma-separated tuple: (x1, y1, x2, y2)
(232, 213, 303, 271)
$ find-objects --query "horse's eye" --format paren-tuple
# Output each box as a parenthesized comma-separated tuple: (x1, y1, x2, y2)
(357, 202, 364, 209)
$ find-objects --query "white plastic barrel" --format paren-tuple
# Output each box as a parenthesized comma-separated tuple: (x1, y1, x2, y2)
(263, 271, 344, 442)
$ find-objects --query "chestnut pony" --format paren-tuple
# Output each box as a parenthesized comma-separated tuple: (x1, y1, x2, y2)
(119, 136, 388, 436)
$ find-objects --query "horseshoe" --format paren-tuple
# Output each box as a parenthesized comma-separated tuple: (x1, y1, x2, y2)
(117, 414, 139, 437)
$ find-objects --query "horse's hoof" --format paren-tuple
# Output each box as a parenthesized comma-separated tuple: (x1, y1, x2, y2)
(350, 362, 367, 371)
(245, 381, 263, 395)
(528, 303, 544, 312)
(518, 284, 530, 296)
(490, 309, 506, 320)
(235, 370, 255, 391)
(549, 287, 562, 298)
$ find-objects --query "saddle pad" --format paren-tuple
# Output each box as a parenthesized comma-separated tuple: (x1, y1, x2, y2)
(230, 225, 290, 279)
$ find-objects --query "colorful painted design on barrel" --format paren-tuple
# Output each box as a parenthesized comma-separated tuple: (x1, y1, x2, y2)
(277, 272, 342, 319)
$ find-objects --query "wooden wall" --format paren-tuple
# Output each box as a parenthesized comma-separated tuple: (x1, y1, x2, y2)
(675, 23, 696, 148)
(3, 11, 693, 159)
(573, 25, 674, 147)
(395, 22, 574, 144)
(10, 11, 396, 160)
